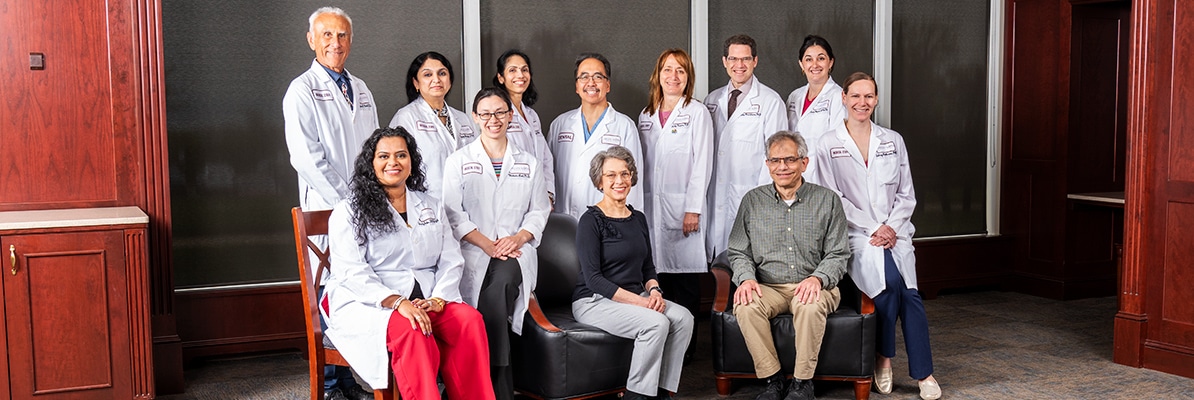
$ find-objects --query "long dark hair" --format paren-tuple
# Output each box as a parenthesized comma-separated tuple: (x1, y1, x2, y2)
(405, 51, 454, 104)
(348, 126, 427, 245)
(492, 49, 538, 106)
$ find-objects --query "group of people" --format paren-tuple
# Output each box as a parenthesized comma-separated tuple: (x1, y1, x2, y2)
(283, 6, 940, 400)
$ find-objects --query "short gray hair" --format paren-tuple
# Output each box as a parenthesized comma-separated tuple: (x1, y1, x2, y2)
(588, 146, 638, 188)
(308, 7, 353, 33)
(765, 130, 808, 159)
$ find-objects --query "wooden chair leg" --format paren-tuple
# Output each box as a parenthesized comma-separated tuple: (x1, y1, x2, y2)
(715, 376, 733, 396)
(853, 379, 871, 400)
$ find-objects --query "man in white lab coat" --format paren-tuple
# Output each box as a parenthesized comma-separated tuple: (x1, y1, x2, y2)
(548, 53, 644, 219)
(281, 7, 378, 400)
(705, 34, 789, 258)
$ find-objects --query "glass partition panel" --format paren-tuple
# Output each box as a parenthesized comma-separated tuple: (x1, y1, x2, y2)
(164, 1, 464, 287)
(892, 0, 990, 236)
(480, 1, 690, 123)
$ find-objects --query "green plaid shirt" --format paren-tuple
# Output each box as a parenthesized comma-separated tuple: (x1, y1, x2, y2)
(727, 180, 850, 289)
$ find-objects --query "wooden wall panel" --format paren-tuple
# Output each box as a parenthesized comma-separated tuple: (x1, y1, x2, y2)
(1169, 4, 1194, 183)
(1161, 202, 1194, 328)
(174, 285, 306, 362)
(1008, 0, 1065, 161)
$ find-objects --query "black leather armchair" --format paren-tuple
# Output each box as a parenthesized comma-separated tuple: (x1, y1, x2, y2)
(710, 252, 876, 400)
(511, 213, 635, 400)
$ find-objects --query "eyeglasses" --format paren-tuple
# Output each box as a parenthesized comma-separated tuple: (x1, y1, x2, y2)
(765, 156, 806, 166)
(726, 56, 755, 64)
(475, 109, 511, 121)
(601, 171, 632, 182)
(576, 73, 608, 83)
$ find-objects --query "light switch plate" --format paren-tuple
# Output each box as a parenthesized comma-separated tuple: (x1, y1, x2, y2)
(30, 53, 44, 70)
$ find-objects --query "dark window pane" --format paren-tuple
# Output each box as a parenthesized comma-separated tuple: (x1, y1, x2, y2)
(892, 0, 989, 236)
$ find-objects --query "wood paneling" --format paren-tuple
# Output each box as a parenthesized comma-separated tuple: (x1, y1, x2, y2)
(914, 236, 1013, 299)
(2, 230, 132, 399)
(1116, 0, 1194, 379)
(175, 285, 306, 362)
(1008, 0, 1067, 161)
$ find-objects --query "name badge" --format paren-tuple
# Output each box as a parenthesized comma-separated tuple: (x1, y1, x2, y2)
(312, 89, 334, 101)
(358, 94, 372, 108)
(875, 141, 897, 157)
(742, 104, 762, 117)
(557, 132, 575, 143)
(416, 121, 437, 132)
(417, 207, 438, 225)
(830, 147, 851, 158)
(672, 114, 691, 127)
(458, 125, 475, 138)
(507, 121, 523, 132)
(507, 163, 532, 178)
(600, 134, 621, 146)
(638, 121, 653, 131)
(462, 162, 483, 175)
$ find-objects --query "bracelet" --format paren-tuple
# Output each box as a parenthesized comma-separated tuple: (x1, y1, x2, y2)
(390, 295, 406, 310)
(430, 297, 446, 309)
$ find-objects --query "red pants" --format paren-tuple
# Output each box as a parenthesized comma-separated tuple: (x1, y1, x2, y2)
(385, 302, 495, 400)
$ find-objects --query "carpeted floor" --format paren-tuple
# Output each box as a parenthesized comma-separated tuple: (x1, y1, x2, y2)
(160, 290, 1194, 399)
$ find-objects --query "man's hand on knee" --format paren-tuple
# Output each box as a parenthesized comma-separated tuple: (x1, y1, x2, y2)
(792, 276, 823, 305)
(734, 279, 764, 305)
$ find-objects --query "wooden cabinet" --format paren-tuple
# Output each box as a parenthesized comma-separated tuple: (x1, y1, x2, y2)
(0, 207, 153, 399)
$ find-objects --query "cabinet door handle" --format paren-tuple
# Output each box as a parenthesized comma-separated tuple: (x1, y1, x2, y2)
(9, 245, 15, 275)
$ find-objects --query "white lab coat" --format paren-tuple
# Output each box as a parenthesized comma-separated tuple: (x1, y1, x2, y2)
(508, 103, 557, 199)
(637, 99, 714, 273)
(703, 76, 788, 256)
(388, 97, 479, 201)
(547, 104, 645, 219)
(812, 122, 917, 299)
(441, 139, 550, 334)
(283, 59, 380, 283)
(786, 78, 845, 185)
(323, 190, 465, 389)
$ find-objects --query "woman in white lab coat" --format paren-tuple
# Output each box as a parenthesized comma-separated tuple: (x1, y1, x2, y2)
(441, 88, 550, 400)
(786, 35, 845, 184)
(494, 49, 556, 204)
(548, 52, 644, 220)
(813, 73, 941, 400)
(636, 49, 713, 344)
(389, 51, 479, 201)
(324, 126, 495, 400)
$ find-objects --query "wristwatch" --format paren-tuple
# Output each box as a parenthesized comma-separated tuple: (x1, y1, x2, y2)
(649, 286, 664, 295)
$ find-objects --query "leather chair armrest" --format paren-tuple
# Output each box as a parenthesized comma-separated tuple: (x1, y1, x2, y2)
(527, 293, 562, 333)
(712, 265, 732, 313)
(860, 293, 874, 315)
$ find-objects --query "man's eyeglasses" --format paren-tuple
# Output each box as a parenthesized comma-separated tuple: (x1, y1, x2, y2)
(576, 73, 608, 83)
(476, 109, 511, 121)
(765, 156, 806, 166)
(725, 56, 755, 64)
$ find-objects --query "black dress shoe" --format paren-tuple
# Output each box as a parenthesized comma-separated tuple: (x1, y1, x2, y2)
(783, 379, 814, 400)
(324, 388, 350, 400)
(341, 384, 375, 400)
(755, 375, 789, 400)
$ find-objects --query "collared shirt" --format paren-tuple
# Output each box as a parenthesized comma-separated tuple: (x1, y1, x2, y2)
(726, 179, 850, 289)
(731, 74, 754, 94)
(321, 64, 353, 103)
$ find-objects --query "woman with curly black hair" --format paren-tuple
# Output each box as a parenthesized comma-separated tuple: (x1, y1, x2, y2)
(323, 126, 495, 400)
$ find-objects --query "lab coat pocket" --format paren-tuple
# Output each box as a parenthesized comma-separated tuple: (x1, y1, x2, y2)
(658, 193, 687, 230)
(875, 155, 900, 185)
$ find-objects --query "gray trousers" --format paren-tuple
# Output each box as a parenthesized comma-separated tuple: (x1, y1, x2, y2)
(572, 292, 694, 396)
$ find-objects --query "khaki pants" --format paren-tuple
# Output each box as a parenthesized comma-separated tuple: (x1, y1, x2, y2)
(733, 283, 840, 379)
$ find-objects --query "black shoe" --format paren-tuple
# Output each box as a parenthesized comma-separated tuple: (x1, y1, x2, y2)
(658, 389, 674, 400)
(341, 384, 375, 400)
(755, 375, 789, 400)
(783, 379, 814, 400)
(324, 388, 350, 400)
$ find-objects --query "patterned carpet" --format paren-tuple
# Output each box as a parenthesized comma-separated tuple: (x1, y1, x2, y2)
(160, 290, 1194, 399)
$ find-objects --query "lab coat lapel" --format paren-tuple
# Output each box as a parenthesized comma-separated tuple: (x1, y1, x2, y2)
(415, 97, 454, 151)
(834, 124, 868, 169)
(728, 75, 760, 124)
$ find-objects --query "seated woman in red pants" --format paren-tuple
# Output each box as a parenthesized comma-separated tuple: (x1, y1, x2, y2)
(323, 126, 496, 400)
